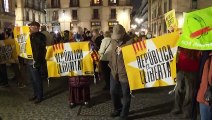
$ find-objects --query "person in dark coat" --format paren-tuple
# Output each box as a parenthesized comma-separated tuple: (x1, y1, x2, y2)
(28, 21, 46, 104)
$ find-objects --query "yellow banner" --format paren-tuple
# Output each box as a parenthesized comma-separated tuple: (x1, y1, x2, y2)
(13, 26, 33, 59)
(165, 9, 178, 31)
(0, 39, 18, 64)
(46, 42, 94, 77)
(122, 32, 179, 90)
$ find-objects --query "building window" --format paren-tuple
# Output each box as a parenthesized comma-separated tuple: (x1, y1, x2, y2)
(164, 2, 167, 14)
(32, 0, 35, 8)
(154, 23, 157, 35)
(94, 0, 100, 4)
(33, 13, 35, 21)
(4, 0, 9, 12)
(192, 0, 197, 9)
(52, 11, 59, 21)
(152, 9, 156, 19)
(93, 9, 99, 19)
(169, 0, 172, 11)
(91, 0, 102, 6)
(25, 0, 29, 7)
(51, 0, 60, 8)
(72, 10, 78, 20)
(110, 0, 117, 3)
(163, 20, 167, 33)
(109, 0, 118, 5)
(70, 0, 79, 7)
(38, 15, 41, 22)
(26, 11, 29, 21)
(110, 9, 116, 19)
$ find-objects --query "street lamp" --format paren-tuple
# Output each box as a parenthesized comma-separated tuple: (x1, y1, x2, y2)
(131, 24, 137, 29)
(135, 18, 143, 24)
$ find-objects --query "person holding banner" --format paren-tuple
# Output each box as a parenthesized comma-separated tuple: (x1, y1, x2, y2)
(68, 26, 92, 108)
(27, 21, 46, 104)
(146, 31, 154, 39)
(108, 24, 133, 120)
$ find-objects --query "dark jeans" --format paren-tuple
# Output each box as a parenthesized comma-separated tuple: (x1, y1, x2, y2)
(110, 74, 131, 118)
(28, 65, 43, 100)
(174, 71, 197, 116)
(199, 103, 212, 120)
(0, 64, 8, 85)
(99, 61, 111, 88)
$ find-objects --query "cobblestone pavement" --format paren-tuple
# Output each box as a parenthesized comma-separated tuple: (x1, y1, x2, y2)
(0, 70, 194, 120)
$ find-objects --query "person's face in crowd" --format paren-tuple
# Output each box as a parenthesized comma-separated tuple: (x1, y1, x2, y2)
(92, 31, 96, 37)
(146, 32, 152, 39)
(140, 31, 145, 36)
(30, 25, 39, 34)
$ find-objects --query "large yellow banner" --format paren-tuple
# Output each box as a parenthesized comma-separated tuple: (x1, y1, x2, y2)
(46, 42, 94, 77)
(122, 32, 179, 90)
(13, 26, 33, 59)
(0, 39, 18, 64)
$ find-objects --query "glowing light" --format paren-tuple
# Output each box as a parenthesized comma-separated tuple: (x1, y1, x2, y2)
(54, 30, 58, 34)
(178, 17, 184, 28)
(131, 24, 137, 29)
(135, 32, 139, 35)
(135, 18, 143, 24)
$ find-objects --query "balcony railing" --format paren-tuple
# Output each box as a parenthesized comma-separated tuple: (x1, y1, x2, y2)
(51, 5, 60, 8)
(118, 1, 132, 6)
(72, 16, 78, 20)
(110, 14, 117, 19)
(90, 0, 103, 6)
(92, 14, 100, 20)
(70, 4, 79, 7)
(52, 16, 59, 21)
(108, 0, 119, 6)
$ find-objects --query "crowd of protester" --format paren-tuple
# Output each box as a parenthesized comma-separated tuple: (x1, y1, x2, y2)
(0, 22, 211, 120)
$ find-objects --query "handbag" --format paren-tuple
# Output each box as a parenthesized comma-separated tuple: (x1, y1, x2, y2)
(100, 40, 111, 61)
(204, 85, 212, 105)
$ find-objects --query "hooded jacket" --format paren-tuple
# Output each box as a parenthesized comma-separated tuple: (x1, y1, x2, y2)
(108, 34, 133, 83)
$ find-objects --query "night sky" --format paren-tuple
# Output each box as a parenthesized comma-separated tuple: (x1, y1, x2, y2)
(132, 0, 142, 12)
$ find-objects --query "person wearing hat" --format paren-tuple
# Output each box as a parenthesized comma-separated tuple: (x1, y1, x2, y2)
(41, 25, 53, 46)
(28, 21, 46, 104)
(108, 24, 133, 120)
